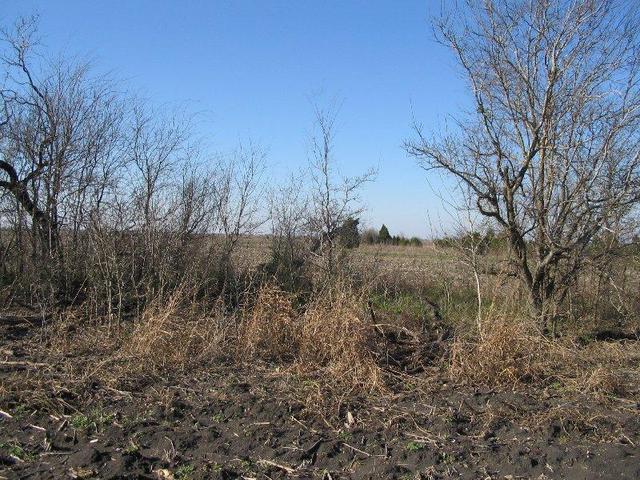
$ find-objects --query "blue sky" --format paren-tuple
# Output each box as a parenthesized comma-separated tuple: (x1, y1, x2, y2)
(2, 1, 468, 237)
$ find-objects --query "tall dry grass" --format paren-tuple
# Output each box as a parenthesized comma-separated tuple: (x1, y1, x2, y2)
(119, 290, 226, 374)
(295, 284, 383, 394)
(239, 284, 298, 362)
(237, 280, 384, 398)
(447, 312, 640, 399)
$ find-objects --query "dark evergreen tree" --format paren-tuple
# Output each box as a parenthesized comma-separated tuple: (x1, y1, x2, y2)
(338, 218, 360, 248)
(378, 224, 391, 244)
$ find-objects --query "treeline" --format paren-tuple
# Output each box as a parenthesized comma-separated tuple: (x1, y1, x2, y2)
(361, 224, 423, 246)
(432, 228, 640, 256)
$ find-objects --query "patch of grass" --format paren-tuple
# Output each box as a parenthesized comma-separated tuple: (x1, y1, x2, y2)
(370, 292, 430, 318)
(405, 441, 425, 453)
(0, 442, 36, 461)
(70, 408, 115, 432)
(91, 408, 115, 426)
(175, 464, 195, 479)
(71, 414, 91, 430)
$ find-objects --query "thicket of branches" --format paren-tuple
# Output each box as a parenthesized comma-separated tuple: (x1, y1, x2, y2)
(0, 19, 375, 322)
(0, 18, 270, 320)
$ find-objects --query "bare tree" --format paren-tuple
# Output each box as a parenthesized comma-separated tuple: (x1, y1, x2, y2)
(406, 0, 640, 331)
(307, 104, 376, 278)
(0, 17, 270, 316)
(0, 17, 125, 303)
(214, 142, 267, 256)
(267, 173, 311, 290)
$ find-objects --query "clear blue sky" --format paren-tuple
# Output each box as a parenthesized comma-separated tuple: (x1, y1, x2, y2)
(1, 0, 468, 237)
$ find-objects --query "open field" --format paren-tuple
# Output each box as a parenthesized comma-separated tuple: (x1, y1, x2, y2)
(1, 244, 639, 480)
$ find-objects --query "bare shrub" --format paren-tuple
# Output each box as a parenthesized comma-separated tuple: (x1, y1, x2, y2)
(306, 103, 375, 281)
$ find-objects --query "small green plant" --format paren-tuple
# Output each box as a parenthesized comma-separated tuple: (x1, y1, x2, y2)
(12, 404, 28, 419)
(123, 439, 140, 455)
(438, 451, 454, 465)
(405, 441, 425, 453)
(175, 464, 195, 479)
(549, 380, 563, 391)
(91, 408, 115, 427)
(211, 413, 224, 423)
(238, 458, 255, 471)
(337, 431, 352, 442)
(70, 408, 115, 432)
(71, 414, 91, 430)
(0, 442, 36, 461)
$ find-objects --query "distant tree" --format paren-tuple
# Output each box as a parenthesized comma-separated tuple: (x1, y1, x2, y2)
(338, 217, 360, 249)
(378, 224, 391, 244)
(361, 228, 378, 245)
(409, 237, 423, 247)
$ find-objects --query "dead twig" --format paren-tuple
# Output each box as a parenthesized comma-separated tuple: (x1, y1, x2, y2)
(257, 459, 296, 474)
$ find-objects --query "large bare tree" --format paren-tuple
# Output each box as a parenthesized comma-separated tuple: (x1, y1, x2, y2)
(1, 17, 124, 301)
(406, 0, 640, 331)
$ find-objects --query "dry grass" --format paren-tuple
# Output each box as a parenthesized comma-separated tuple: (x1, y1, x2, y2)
(448, 312, 640, 400)
(567, 341, 640, 397)
(295, 283, 383, 395)
(236, 280, 384, 404)
(3, 243, 638, 421)
(239, 284, 298, 362)
(448, 314, 551, 387)
(119, 291, 225, 374)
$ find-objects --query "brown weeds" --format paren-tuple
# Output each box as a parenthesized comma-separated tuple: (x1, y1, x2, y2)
(119, 290, 225, 374)
(448, 314, 550, 387)
(239, 284, 299, 362)
(447, 312, 640, 401)
(295, 283, 383, 395)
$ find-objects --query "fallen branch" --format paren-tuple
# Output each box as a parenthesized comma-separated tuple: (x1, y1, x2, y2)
(258, 459, 296, 474)
(0, 360, 48, 367)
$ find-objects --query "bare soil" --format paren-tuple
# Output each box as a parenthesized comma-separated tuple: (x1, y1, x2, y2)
(1, 316, 639, 480)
